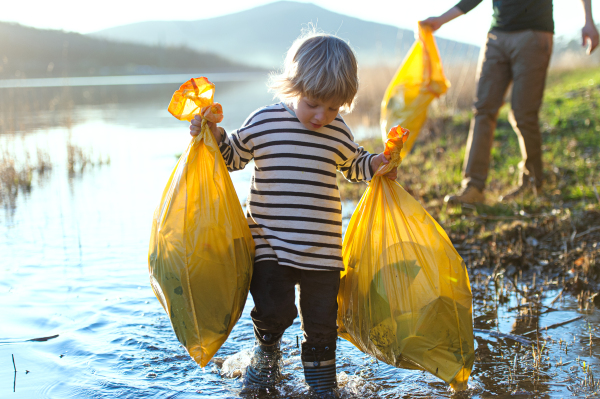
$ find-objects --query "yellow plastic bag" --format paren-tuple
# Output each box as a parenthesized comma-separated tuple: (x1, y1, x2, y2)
(380, 24, 450, 159)
(148, 77, 254, 367)
(337, 126, 474, 390)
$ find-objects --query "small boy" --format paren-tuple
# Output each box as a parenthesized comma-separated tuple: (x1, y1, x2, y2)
(190, 30, 397, 394)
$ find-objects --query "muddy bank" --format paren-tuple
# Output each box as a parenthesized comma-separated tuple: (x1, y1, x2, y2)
(450, 209, 600, 302)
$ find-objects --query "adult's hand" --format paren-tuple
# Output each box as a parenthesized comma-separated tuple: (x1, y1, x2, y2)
(582, 21, 599, 54)
(420, 17, 445, 32)
(419, 6, 464, 32)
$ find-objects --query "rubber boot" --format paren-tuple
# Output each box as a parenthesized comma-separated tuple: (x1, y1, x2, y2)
(302, 344, 337, 395)
(245, 333, 282, 389)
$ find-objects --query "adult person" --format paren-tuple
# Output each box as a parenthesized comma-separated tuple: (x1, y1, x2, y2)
(421, 0, 599, 204)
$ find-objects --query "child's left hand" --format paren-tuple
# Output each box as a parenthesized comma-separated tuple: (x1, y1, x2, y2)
(371, 153, 398, 180)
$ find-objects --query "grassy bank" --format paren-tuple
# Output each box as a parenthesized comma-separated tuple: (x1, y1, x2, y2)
(342, 66, 600, 296)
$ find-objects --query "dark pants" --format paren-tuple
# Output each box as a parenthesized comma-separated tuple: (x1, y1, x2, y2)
(250, 260, 340, 360)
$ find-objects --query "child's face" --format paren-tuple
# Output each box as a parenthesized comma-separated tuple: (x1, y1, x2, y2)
(295, 96, 341, 131)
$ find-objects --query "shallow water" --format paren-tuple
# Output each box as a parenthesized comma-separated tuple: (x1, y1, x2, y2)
(1, 81, 599, 398)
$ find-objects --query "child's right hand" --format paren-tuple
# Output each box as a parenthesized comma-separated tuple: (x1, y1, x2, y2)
(189, 114, 223, 143)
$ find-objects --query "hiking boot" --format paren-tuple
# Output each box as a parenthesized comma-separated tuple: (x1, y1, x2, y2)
(499, 179, 541, 202)
(302, 344, 337, 395)
(444, 185, 485, 204)
(244, 337, 282, 389)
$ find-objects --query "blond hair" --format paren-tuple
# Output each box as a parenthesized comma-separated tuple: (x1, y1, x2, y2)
(269, 29, 359, 112)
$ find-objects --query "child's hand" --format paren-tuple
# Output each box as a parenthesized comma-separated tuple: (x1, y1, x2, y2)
(371, 153, 398, 180)
(189, 114, 223, 143)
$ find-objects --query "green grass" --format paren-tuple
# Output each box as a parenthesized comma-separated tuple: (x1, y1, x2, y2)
(540, 68, 600, 206)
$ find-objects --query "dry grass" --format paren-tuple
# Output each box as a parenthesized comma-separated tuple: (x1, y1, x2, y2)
(434, 60, 479, 113)
(0, 155, 31, 206)
(345, 61, 479, 130)
(1, 139, 111, 207)
(1, 128, 111, 207)
(345, 66, 396, 128)
(66, 138, 92, 175)
(0, 146, 52, 207)
(66, 136, 111, 175)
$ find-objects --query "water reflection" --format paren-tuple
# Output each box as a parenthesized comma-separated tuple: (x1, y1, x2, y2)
(0, 81, 599, 398)
(0, 72, 266, 89)
(0, 78, 274, 135)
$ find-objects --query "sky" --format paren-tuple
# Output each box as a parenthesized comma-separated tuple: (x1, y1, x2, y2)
(2, 0, 598, 46)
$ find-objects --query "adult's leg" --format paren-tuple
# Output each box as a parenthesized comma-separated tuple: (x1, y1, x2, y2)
(462, 31, 513, 191)
(298, 269, 340, 393)
(250, 261, 299, 344)
(507, 30, 553, 188)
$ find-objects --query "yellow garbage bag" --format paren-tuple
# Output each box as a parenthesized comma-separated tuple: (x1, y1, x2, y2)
(380, 23, 450, 159)
(337, 126, 474, 390)
(148, 77, 254, 367)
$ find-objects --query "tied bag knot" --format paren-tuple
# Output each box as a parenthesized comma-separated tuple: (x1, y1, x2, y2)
(375, 126, 410, 176)
(195, 102, 224, 146)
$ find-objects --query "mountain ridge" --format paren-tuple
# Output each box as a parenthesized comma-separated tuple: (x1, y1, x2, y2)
(0, 21, 261, 80)
(90, 1, 480, 69)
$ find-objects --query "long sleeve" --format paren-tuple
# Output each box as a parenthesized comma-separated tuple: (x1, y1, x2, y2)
(218, 129, 254, 172)
(455, 0, 484, 14)
(337, 145, 376, 183)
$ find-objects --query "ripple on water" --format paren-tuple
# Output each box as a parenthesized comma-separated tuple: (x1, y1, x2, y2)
(40, 380, 86, 399)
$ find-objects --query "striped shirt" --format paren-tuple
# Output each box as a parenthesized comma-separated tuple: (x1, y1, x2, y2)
(219, 102, 376, 271)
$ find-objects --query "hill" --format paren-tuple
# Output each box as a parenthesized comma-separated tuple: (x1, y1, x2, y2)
(0, 21, 260, 79)
(90, 1, 480, 69)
